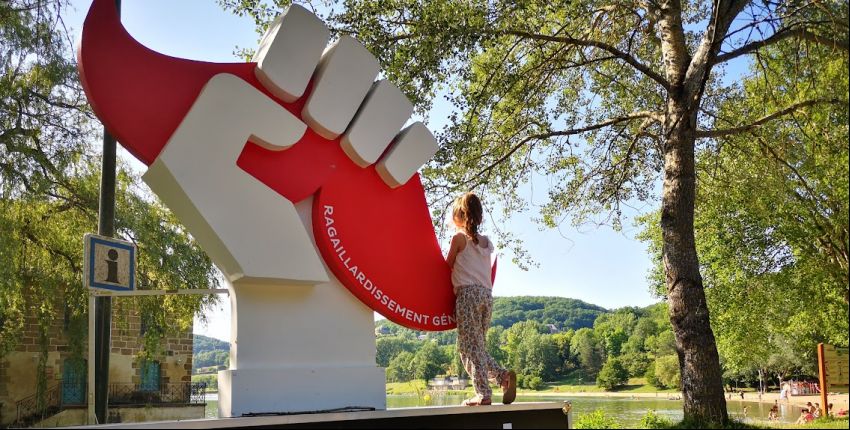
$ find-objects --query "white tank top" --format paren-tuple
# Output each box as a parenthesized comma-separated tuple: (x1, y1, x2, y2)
(451, 234, 494, 290)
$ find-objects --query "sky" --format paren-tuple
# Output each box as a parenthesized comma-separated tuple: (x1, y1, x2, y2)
(64, 0, 664, 342)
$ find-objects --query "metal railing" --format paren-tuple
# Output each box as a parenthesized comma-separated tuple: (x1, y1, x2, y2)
(14, 384, 62, 427)
(61, 381, 87, 406)
(107, 382, 206, 406)
(12, 382, 205, 427)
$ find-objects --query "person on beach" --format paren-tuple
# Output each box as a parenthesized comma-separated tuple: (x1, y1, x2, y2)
(796, 408, 814, 424)
(768, 402, 779, 421)
(446, 192, 517, 406)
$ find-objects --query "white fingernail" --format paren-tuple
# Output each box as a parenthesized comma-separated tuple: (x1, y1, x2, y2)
(253, 5, 330, 103)
(302, 36, 380, 140)
(376, 122, 438, 188)
(341, 80, 413, 167)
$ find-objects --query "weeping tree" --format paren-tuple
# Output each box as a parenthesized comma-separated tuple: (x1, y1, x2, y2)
(1, 0, 220, 375)
(222, 0, 849, 423)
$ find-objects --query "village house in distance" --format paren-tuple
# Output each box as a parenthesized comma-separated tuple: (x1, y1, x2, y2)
(0, 296, 205, 427)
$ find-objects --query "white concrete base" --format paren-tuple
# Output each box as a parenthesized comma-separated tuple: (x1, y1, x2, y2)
(216, 197, 387, 418)
(218, 366, 386, 417)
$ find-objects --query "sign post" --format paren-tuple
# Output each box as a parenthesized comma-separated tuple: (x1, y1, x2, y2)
(93, 0, 121, 424)
(817, 343, 850, 417)
(818, 344, 829, 418)
(83, 232, 228, 424)
(84, 233, 135, 424)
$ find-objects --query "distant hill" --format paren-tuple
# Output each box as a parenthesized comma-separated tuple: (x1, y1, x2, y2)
(375, 296, 609, 332)
(491, 296, 608, 331)
(193, 335, 229, 372)
(193, 334, 229, 354)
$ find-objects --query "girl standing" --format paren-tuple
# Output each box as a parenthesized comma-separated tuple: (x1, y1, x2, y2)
(446, 192, 517, 406)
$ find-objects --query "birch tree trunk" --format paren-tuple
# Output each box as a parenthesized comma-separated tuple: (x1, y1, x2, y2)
(657, 0, 752, 422)
(662, 93, 729, 423)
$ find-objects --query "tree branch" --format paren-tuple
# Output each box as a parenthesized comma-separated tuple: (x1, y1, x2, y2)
(715, 27, 850, 64)
(492, 29, 670, 90)
(685, 0, 749, 101)
(462, 111, 663, 187)
(696, 98, 846, 138)
(656, 0, 691, 85)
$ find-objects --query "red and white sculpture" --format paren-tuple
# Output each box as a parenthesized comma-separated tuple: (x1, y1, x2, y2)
(77, 0, 483, 416)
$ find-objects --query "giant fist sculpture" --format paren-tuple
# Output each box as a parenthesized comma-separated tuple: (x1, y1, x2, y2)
(78, 0, 484, 417)
(78, 0, 458, 329)
(77, 0, 467, 415)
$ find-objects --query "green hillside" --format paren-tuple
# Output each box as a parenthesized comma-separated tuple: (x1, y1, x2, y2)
(375, 296, 608, 332)
(193, 334, 229, 354)
(193, 334, 229, 372)
(491, 296, 608, 330)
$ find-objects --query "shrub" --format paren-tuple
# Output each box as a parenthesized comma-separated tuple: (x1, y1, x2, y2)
(655, 355, 681, 389)
(640, 410, 673, 429)
(645, 361, 663, 388)
(191, 374, 218, 392)
(526, 376, 545, 390)
(387, 351, 416, 382)
(574, 409, 620, 429)
(597, 357, 629, 390)
(621, 352, 651, 377)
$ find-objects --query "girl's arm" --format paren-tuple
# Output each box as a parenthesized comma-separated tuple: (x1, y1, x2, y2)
(445, 233, 466, 269)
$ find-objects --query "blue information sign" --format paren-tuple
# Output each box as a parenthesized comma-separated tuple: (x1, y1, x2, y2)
(84, 233, 136, 292)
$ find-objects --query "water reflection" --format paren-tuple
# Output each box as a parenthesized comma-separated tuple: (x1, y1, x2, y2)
(203, 393, 797, 427)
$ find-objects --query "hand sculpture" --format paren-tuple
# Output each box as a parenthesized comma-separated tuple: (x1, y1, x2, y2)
(78, 0, 460, 330)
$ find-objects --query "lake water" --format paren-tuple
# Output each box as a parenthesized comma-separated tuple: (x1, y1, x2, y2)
(203, 393, 798, 427)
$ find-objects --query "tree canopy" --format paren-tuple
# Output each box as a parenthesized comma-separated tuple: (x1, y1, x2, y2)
(0, 0, 220, 364)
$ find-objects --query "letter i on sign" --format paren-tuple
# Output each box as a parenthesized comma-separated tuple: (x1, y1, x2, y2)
(105, 249, 120, 283)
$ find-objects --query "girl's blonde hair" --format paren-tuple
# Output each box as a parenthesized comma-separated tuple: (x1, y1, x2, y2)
(452, 192, 483, 244)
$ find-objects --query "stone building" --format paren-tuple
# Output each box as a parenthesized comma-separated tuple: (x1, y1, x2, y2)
(0, 295, 204, 427)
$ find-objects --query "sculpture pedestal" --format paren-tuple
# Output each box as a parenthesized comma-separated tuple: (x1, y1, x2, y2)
(217, 281, 386, 417)
(217, 198, 386, 417)
(219, 366, 385, 416)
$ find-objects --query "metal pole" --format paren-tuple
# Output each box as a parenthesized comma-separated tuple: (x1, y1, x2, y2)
(94, 3, 121, 424)
(87, 293, 96, 424)
(94, 135, 116, 424)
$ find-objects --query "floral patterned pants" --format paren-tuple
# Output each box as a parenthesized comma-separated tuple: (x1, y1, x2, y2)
(455, 284, 507, 398)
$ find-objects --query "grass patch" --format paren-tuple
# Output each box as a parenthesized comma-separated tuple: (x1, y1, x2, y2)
(385, 381, 421, 395)
(530, 377, 678, 394)
(387, 376, 678, 396)
(765, 417, 850, 429)
(533, 382, 606, 393)
(385, 380, 471, 396)
(644, 416, 848, 429)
